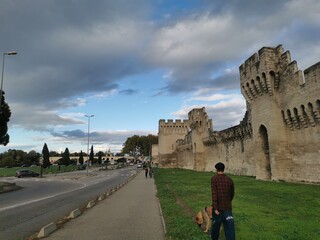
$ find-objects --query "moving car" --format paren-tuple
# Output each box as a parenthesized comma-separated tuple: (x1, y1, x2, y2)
(15, 169, 40, 178)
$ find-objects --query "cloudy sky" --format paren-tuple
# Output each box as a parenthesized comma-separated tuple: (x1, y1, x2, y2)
(0, 0, 319, 154)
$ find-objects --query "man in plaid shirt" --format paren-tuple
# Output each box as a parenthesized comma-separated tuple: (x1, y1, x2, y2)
(211, 162, 235, 240)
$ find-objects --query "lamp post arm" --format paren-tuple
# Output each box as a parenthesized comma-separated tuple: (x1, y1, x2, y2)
(0, 53, 6, 110)
(0, 51, 17, 112)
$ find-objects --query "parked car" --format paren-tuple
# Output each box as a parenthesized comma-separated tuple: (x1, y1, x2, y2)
(77, 165, 86, 170)
(137, 163, 142, 168)
(15, 169, 40, 178)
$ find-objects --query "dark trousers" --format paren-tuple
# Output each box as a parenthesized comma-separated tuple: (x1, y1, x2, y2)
(211, 211, 235, 240)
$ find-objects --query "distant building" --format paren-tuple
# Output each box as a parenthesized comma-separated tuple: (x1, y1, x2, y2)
(50, 152, 134, 165)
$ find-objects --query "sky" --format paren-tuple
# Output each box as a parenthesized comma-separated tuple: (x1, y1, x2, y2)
(0, 0, 319, 154)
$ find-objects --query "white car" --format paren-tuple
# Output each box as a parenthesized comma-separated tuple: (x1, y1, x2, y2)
(137, 163, 142, 168)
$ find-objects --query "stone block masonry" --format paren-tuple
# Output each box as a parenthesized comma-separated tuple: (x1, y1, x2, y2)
(155, 45, 320, 183)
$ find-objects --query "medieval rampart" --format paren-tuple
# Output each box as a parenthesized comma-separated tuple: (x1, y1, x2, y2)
(158, 119, 189, 167)
(156, 45, 320, 183)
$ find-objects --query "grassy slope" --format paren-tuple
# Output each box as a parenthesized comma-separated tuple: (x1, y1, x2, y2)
(154, 168, 320, 240)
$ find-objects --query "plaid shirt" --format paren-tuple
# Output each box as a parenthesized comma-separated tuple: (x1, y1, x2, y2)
(211, 173, 234, 211)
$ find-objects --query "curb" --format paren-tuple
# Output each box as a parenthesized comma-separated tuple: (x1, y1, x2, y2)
(67, 208, 81, 219)
(34, 171, 139, 239)
(155, 184, 167, 235)
(157, 198, 167, 234)
(87, 200, 95, 208)
(98, 193, 106, 201)
(37, 222, 57, 238)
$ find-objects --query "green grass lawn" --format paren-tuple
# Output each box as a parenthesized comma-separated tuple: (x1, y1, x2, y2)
(153, 168, 320, 240)
(0, 165, 79, 177)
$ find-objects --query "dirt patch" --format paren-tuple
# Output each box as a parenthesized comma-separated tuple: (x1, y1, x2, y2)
(166, 184, 197, 222)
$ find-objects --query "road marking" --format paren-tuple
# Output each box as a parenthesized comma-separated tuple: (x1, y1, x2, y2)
(0, 182, 87, 212)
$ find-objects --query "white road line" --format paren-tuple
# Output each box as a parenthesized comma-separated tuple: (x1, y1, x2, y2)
(0, 182, 87, 212)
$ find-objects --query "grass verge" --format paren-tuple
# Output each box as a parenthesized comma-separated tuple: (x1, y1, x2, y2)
(154, 168, 320, 240)
(0, 165, 79, 177)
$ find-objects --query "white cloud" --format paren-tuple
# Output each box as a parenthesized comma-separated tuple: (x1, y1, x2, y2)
(187, 91, 241, 102)
(1, 0, 319, 153)
(174, 92, 246, 130)
(9, 103, 84, 131)
(91, 90, 118, 99)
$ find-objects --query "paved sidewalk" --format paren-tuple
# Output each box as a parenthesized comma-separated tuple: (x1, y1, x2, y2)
(43, 170, 166, 240)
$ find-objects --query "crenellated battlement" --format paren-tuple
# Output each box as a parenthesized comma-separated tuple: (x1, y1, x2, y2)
(304, 61, 320, 86)
(240, 45, 285, 101)
(239, 45, 284, 79)
(239, 45, 320, 107)
(281, 99, 320, 130)
(203, 111, 252, 146)
(188, 107, 213, 131)
(159, 119, 189, 135)
(159, 119, 189, 126)
(157, 45, 319, 183)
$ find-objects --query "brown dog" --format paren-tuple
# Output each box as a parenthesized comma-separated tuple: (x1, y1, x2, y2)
(195, 206, 213, 233)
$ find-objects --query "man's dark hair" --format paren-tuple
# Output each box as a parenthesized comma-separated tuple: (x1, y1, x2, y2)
(215, 162, 225, 172)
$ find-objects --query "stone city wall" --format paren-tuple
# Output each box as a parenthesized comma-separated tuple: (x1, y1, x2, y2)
(156, 45, 320, 183)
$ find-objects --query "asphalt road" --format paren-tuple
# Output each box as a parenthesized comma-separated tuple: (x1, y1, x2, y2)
(0, 166, 137, 240)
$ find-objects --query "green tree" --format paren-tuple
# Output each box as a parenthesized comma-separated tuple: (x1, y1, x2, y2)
(0, 92, 11, 146)
(27, 150, 40, 165)
(141, 134, 158, 156)
(1, 149, 27, 167)
(89, 145, 94, 163)
(121, 134, 158, 158)
(49, 151, 60, 157)
(61, 148, 71, 165)
(121, 135, 141, 159)
(42, 143, 51, 168)
(79, 150, 84, 165)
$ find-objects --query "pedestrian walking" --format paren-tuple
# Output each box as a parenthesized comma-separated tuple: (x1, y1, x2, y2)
(144, 166, 149, 178)
(148, 166, 153, 178)
(211, 162, 235, 240)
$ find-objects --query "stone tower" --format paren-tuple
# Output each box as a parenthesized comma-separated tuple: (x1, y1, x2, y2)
(239, 45, 320, 181)
(158, 119, 189, 167)
(176, 107, 213, 170)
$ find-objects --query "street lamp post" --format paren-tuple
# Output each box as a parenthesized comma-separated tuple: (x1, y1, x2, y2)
(85, 114, 94, 176)
(0, 51, 17, 113)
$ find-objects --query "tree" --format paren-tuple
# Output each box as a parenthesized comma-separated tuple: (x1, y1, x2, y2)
(2, 149, 27, 167)
(42, 143, 51, 168)
(89, 145, 94, 163)
(121, 134, 158, 158)
(0, 92, 11, 146)
(79, 150, 84, 165)
(27, 150, 40, 165)
(61, 148, 71, 165)
(121, 135, 141, 159)
(96, 151, 104, 164)
(0, 149, 44, 167)
(141, 134, 158, 156)
(49, 151, 60, 156)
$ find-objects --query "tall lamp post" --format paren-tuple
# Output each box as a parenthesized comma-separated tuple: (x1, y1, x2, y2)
(1, 51, 17, 113)
(85, 114, 94, 176)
